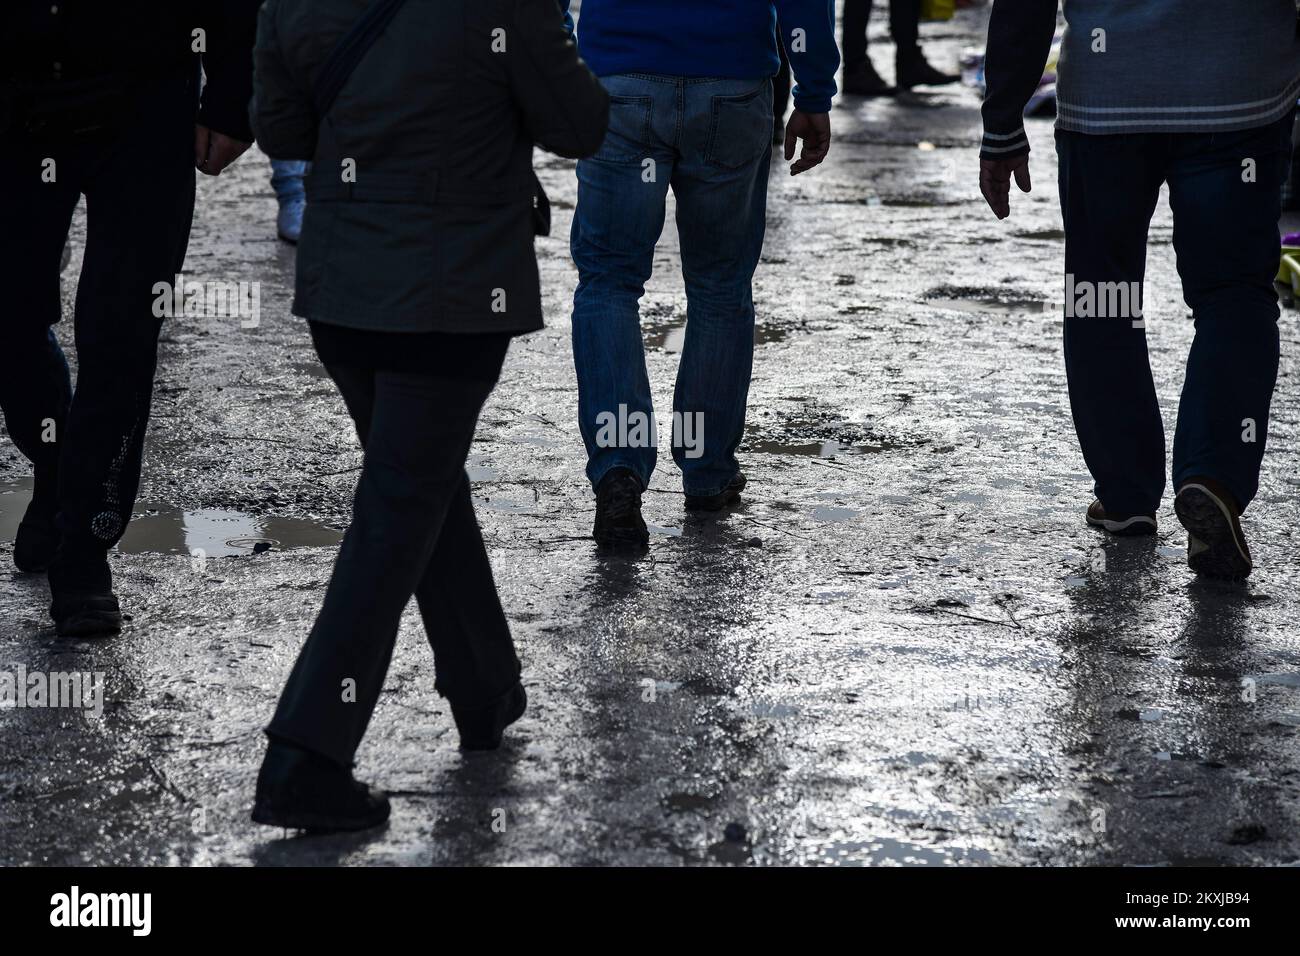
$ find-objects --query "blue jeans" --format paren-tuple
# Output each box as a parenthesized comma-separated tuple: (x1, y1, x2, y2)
(270, 158, 309, 204)
(571, 73, 773, 497)
(1057, 111, 1295, 516)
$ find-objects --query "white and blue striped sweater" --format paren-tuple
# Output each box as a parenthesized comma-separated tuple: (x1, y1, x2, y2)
(981, 0, 1300, 159)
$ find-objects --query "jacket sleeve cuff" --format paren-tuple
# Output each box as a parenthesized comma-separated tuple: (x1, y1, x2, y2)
(198, 94, 255, 144)
(792, 93, 833, 114)
(980, 125, 1029, 161)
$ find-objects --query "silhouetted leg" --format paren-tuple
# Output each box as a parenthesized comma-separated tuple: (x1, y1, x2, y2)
(268, 363, 501, 767)
(1167, 112, 1293, 509)
(414, 474, 520, 706)
(1057, 128, 1167, 517)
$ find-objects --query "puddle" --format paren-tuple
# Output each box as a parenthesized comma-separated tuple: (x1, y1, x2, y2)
(0, 479, 341, 557)
(1254, 672, 1300, 688)
(466, 461, 500, 482)
(879, 197, 966, 208)
(479, 498, 538, 515)
(811, 505, 861, 523)
(819, 838, 991, 866)
(930, 297, 1049, 317)
(127, 505, 342, 556)
(645, 323, 788, 353)
(662, 792, 717, 813)
(749, 698, 799, 718)
(748, 439, 906, 457)
(290, 361, 331, 380)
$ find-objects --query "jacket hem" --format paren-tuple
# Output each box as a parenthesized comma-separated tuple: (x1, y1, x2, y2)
(293, 300, 544, 336)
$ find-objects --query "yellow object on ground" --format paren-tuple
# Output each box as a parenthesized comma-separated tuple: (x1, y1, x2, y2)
(921, 0, 956, 21)
(1277, 248, 1300, 295)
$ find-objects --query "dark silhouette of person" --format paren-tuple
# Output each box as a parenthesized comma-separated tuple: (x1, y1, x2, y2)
(1, 2, 260, 636)
(979, 0, 1299, 580)
(562, 0, 838, 550)
(842, 0, 959, 96)
(249, 0, 609, 833)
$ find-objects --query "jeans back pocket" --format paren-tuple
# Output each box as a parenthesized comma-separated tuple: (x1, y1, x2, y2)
(706, 82, 773, 170)
(598, 94, 653, 162)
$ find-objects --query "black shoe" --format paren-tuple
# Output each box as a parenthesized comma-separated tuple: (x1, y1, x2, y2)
(1085, 500, 1157, 537)
(842, 59, 895, 97)
(453, 681, 527, 752)
(896, 49, 960, 89)
(48, 553, 122, 638)
(14, 504, 59, 574)
(684, 473, 747, 512)
(593, 468, 649, 548)
(251, 740, 390, 833)
(1174, 478, 1253, 581)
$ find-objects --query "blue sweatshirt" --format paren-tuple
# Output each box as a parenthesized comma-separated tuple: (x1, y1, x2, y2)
(559, 0, 839, 113)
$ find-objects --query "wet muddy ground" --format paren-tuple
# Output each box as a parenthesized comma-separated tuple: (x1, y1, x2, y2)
(3, 8, 1299, 865)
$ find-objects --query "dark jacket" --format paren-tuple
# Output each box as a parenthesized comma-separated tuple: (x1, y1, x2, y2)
(252, 0, 610, 335)
(6, 0, 261, 141)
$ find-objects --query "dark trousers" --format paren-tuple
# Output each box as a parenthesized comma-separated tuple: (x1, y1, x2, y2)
(842, 0, 922, 71)
(0, 72, 197, 555)
(267, 337, 520, 768)
(1057, 112, 1294, 517)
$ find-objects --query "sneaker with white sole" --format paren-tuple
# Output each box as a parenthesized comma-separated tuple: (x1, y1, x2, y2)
(1085, 499, 1157, 537)
(1174, 478, 1252, 580)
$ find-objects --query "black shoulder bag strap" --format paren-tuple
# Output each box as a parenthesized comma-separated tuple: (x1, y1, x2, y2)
(308, 0, 550, 236)
(313, 0, 409, 118)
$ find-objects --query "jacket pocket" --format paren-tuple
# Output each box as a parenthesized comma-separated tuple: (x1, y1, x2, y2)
(438, 202, 538, 323)
(706, 82, 773, 170)
(596, 94, 653, 162)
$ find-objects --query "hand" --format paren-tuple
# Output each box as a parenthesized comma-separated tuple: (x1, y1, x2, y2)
(194, 125, 252, 176)
(783, 110, 831, 176)
(979, 154, 1031, 219)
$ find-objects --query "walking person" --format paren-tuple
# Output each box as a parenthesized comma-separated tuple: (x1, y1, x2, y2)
(249, 0, 608, 832)
(979, 0, 1300, 579)
(841, 0, 959, 97)
(562, 0, 839, 549)
(1, 2, 260, 636)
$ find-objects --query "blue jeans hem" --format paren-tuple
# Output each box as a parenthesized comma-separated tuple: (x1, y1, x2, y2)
(588, 455, 651, 492)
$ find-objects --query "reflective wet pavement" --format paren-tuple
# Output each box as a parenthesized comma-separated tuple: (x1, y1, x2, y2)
(3, 8, 1299, 865)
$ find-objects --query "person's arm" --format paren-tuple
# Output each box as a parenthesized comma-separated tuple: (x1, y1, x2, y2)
(194, 0, 262, 174)
(980, 0, 1057, 161)
(505, 0, 609, 159)
(978, 0, 1057, 217)
(249, 0, 319, 164)
(773, 0, 839, 113)
(773, 0, 839, 175)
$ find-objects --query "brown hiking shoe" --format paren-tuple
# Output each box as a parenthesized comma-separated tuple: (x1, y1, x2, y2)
(1085, 499, 1156, 537)
(1174, 477, 1252, 580)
